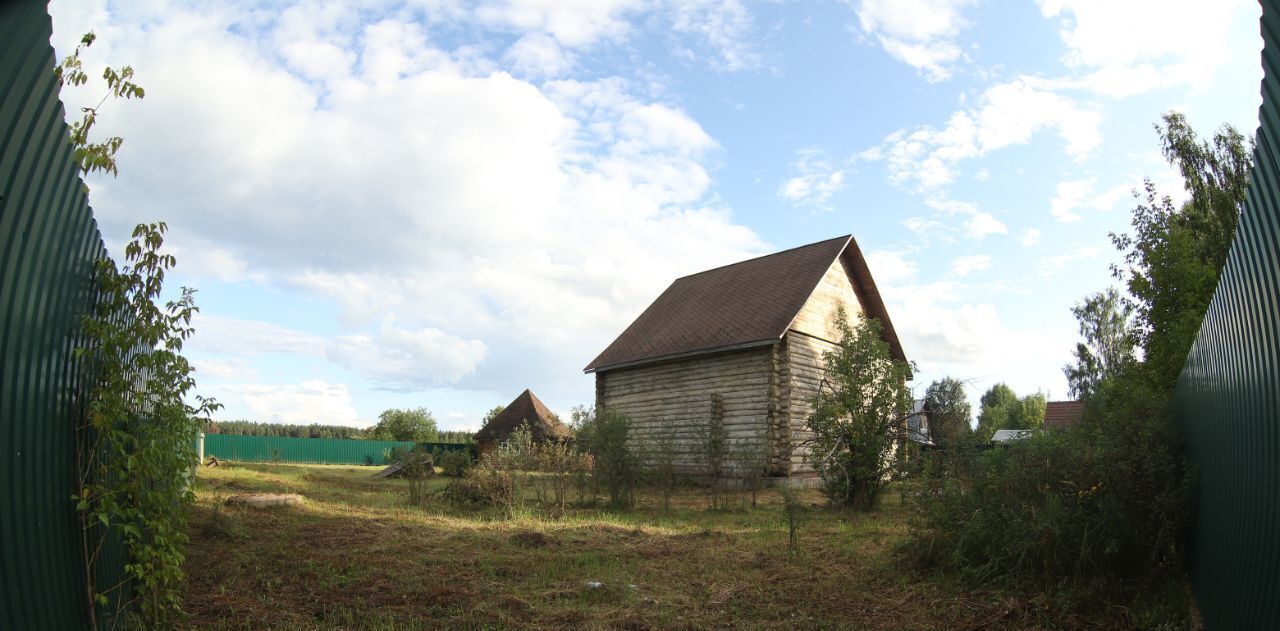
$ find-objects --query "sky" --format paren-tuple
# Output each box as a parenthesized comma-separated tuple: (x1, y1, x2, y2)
(47, 0, 1264, 431)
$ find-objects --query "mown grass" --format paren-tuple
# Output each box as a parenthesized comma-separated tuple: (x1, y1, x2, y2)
(182, 463, 1103, 630)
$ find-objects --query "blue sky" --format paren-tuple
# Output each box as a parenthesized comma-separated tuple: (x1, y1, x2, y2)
(49, 0, 1263, 430)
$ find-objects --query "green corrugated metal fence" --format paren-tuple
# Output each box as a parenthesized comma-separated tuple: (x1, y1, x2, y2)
(0, 2, 125, 628)
(204, 434, 474, 465)
(1174, 1, 1280, 628)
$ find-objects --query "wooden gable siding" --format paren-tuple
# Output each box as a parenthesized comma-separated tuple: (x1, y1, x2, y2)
(788, 256, 864, 343)
(596, 347, 773, 475)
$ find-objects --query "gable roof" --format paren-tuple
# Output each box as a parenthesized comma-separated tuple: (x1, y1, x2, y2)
(584, 234, 906, 373)
(474, 389, 573, 442)
(1044, 400, 1085, 430)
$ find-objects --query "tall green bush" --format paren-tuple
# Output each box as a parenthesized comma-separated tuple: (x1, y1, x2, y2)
(573, 407, 639, 509)
(76, 224, 220, 626)
(907, 380, 1190, 601)
(806, 310, 914, 510)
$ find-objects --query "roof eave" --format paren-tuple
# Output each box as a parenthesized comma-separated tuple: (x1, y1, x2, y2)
(584, 338, 781, 374)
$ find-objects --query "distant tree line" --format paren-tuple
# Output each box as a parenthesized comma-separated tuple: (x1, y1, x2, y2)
(208, 421, 366, 439)
(208, 409, 474, 444)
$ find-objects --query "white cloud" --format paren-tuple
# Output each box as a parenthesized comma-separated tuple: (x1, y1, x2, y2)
(329, 324, 489, 388)
(1039, 0, 1256, 97)
(669, 0, 761, 72)
(778, 149, 846, 208)
(1037, 245, 1103, 278)
(852, 0, 977, 82)
(213, 380, 362, 425)
(904, 197, 1005, 243)
(865, 78, 1102, 189)
(477, 0, 642, 47)
(53, 4, 768, 408)
(191, 357, 259, 381)
(881, 282, 1074, 403)
(903, 216, 949, 242)
(864, 250, 919, 285)
(950, 254, 991, 277)
(193, 315, 487, 390)
(468, 0, 763, 76)
(504, 33, 576, 78)
(1049, 178, 1133, 222)
(194, 316, 328, 358)
(1021, 228, 1042, 246)
(962, 212, 1007, 240)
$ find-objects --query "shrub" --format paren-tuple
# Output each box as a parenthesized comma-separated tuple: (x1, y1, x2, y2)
(532, 441, 589, 512)
(396, 448, 435, 507)
(729, 432, 770, 508)
(696, 399, 730, 510)
(905, 374, 1191, 607)
(641, 420, 680, 511)
(806, 311, 914, 510)
(574, 407, 639, 509)
(437, 469, 515, 510)
(435, 448, 473, 477)
(778, 485, 805, 554)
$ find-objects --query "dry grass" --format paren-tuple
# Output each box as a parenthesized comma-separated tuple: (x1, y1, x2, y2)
(181, 463, 1073, 630)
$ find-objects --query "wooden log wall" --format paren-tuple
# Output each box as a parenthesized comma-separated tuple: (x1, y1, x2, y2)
(597, 347, 773, 476)
(765, 336, 792, 475)
(785, 330, 841, 475)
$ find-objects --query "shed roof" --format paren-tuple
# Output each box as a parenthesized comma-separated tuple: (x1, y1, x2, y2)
(992, 429, 1034, 443)
(584, 234, 905, 373)
(1044, 400, 1085, 430)
(474, 389, 573, 442)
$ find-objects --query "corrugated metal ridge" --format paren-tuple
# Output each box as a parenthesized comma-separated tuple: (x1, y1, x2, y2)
(1173, 1, 1280, 627)
(2, 2, 115, 628)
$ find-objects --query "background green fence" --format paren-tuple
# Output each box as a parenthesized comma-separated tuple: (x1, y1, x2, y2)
(1174, 1, 1280, 628)
(205, 434, 474, 465)
(0, 2, 125, 628)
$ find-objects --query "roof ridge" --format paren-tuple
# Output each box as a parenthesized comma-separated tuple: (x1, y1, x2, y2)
(673, 234, 851, 281)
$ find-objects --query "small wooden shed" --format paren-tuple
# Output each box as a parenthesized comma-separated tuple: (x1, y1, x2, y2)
(475, 389, 573, 458)
(584, 234, 907, 480)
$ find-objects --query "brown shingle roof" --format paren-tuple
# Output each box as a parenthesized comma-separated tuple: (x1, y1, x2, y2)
(1044, 400, 1085, 430)
(475, 389, 573, 442)
(584, 235, 906, 373)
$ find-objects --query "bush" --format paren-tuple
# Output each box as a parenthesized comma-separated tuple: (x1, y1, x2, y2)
(437, 469, 515, 510)
(532, 441, 589, 512)
(586, 408, 639, 509)
(905, 374, 1191, 608)
(806, 311, 914, 510)
(396, 448, 435, 507)
(435, 448, 473, 477)
(641, 419, 680, 511)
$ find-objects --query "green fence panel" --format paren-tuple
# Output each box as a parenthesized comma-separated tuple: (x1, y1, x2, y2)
(204, 434, 474, 465)
(0, 1, 125, 628)
(1174, 1, 1280, 628)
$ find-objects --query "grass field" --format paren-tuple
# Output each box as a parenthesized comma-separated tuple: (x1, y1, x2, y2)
(182, 463, 1084, 630)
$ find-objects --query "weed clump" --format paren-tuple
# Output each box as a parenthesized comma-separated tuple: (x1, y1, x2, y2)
(201, 507, 246, 540)
(437, 469, 515, 510)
